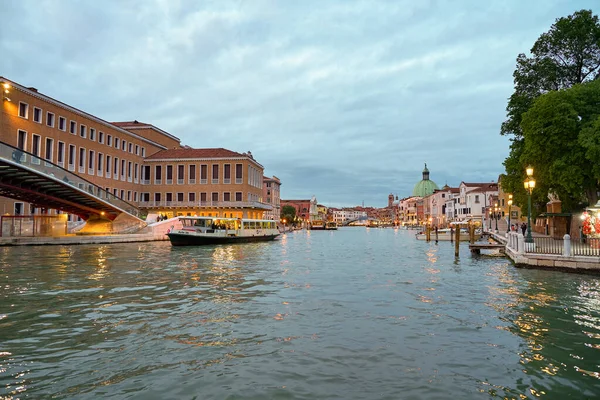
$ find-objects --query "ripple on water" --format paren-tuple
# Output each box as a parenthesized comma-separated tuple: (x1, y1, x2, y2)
(1, 232, 600, 398)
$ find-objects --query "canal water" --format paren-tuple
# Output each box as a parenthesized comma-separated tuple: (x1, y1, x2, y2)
(1, 228, 599, 399)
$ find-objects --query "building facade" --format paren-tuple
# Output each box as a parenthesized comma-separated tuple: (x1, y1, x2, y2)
(263, 175, 281, 220)
(0, 77, 274, 224)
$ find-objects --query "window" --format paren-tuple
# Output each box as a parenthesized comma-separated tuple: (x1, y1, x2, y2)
(33, 107, 42, 123)
(14, 202, 24, 215)
(224, 192, 231, 202)
(46, 112, 55, 127)
(212, 164, 219, 184)
(128, 161, 132, 180)
(141, 193, 150, 202)
(501, 199, 505, 207)
(235, 164, 243, 184)
(17, 130, 27, 151)
(121, 159, 126, 179)
(106, 155, 111, 175)
(155, 165, 162, 184)
(133, 192, 138, 202)
(89, 128, 96, 141)
(127, 191, 132, 201)
(70, 121, 77, 134)
(98, 131, 104, 143)
(166, 165, 173, 184)
(188, 165, 196, 184)
(68, 144, 76, 171)
(212, 192, 219, 202)
(79, 147, 85, 172)
(88, 150, 95, 173)
(115, 137, 120, 149)
(200, 164, 208, 184)
(142, 165, 150, 184)
(167, 193, 173, 203)
(128, 143, 133, 153)
(155, 192, 161, 202)
(188, 192, 195, 202)
(177, 193, 184, 202)
(113, 157, 119, 179)
(45, 138, 53, 161)
(80, 125, 86, 138)
(135, 145, 139, 155)
(224, 164, 231, 184)
(57, 141, 65, 165)
(114, 188, 118, 196)
(141, 147, 145, 157)
(134, 163, 139, 181)
(121, 140, 126, 151)
(177, 165, 184, 184)
(120, 190, 124, 199)
(475, 195, 480, 203)
(107, 134, 112, 146)
(18, 102, 28, 118)
(31, 134, 41, 164)
(97, 153, 103, 176)
(235, 192, 242, 202)
(200, 192, 207, 202)
(58, 116, 66, 131)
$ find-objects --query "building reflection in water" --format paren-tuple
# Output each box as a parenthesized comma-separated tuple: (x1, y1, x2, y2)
(484, 265, 600, 396)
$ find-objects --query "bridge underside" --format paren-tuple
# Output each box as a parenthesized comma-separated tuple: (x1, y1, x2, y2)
(0, 161, 120, 220)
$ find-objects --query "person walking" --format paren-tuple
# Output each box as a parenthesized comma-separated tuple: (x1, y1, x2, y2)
(521, 222, 527, 236)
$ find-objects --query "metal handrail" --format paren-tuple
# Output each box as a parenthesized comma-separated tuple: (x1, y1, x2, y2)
(1, 141, 141, 217)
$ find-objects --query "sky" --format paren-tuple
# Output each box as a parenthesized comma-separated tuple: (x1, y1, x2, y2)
(0, 0, 596, 207)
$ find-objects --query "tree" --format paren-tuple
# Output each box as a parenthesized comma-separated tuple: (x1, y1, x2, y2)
(501, 9, 600, 210)
(519, 79, 600, 211)
(281, 205, 296, 225)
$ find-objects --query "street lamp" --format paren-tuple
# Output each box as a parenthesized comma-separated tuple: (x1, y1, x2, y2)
(524, 166, 536, 243)
(506, 194, 513, 234)
(488, 208, 492, 231)
(494, 202, 499, 232)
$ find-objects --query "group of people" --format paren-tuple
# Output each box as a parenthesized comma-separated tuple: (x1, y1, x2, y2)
(156, 214, 169, 222)
(510, 222, 528, 235)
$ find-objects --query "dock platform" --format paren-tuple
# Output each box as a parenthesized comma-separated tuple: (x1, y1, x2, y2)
(469, 243, 505, 254)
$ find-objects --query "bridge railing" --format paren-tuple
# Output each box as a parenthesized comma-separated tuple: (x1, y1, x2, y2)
(1, 143, 141, 218)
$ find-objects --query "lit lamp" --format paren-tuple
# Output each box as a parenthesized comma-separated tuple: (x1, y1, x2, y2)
(2, 82, 11, 102)
(506, 194, 513, 234)
(494, 202, 499, 232)
(524, 166, 535, 243)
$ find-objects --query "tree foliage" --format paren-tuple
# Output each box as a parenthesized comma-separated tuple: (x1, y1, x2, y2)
(281, 205, 296, 223)
(501, 10, 600, 212)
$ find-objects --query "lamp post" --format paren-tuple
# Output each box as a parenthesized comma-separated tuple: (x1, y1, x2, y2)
(524, 166, 536, 243)
(488, 208, 492, 231)
(494, 203, 499, 232)
(506, 194, 513, 234)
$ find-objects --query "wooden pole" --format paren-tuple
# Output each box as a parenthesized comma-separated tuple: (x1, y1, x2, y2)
(454, 223, 460, 256)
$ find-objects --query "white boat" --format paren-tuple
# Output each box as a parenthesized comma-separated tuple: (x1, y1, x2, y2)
(415, 228, 481, 241)
(167, 216, 280, 246)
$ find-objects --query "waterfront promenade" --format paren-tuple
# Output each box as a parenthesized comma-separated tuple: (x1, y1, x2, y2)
(484, 220, 600, 273)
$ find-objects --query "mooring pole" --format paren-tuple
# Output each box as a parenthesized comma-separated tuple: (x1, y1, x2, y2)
(454, 223, 460, 256)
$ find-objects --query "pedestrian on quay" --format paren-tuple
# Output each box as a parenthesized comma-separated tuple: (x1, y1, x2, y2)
(521, 222, 527, 236)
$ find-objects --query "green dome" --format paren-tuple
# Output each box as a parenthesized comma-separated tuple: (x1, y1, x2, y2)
(412, 163, 439, 197)
(412, 179, 439, 197)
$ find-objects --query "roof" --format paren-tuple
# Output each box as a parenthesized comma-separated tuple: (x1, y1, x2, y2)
(145, 148, 246, 160)
(111, 120, 154, 128)
(412, 179, 439, 197)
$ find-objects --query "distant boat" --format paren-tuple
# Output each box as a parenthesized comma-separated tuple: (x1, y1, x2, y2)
(309, 220, 326, 230)
(325, 221, 338, 230)
(167, 216, 279, 246)
(415, 228, 480, 241)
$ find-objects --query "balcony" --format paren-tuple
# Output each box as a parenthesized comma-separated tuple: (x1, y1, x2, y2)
(138, 200, 273, 210)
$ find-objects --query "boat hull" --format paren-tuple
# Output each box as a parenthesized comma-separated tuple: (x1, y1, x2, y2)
(168, 232, 279, 246)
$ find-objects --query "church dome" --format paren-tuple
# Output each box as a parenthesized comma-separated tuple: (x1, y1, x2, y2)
(412, 163, 439, 197)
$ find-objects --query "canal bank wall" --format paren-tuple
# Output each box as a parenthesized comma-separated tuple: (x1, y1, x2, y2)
(0, 218, 179, 246)
(488, 231, 600, 273)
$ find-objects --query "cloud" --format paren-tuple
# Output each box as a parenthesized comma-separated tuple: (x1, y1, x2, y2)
(1, 0, 596, 206)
